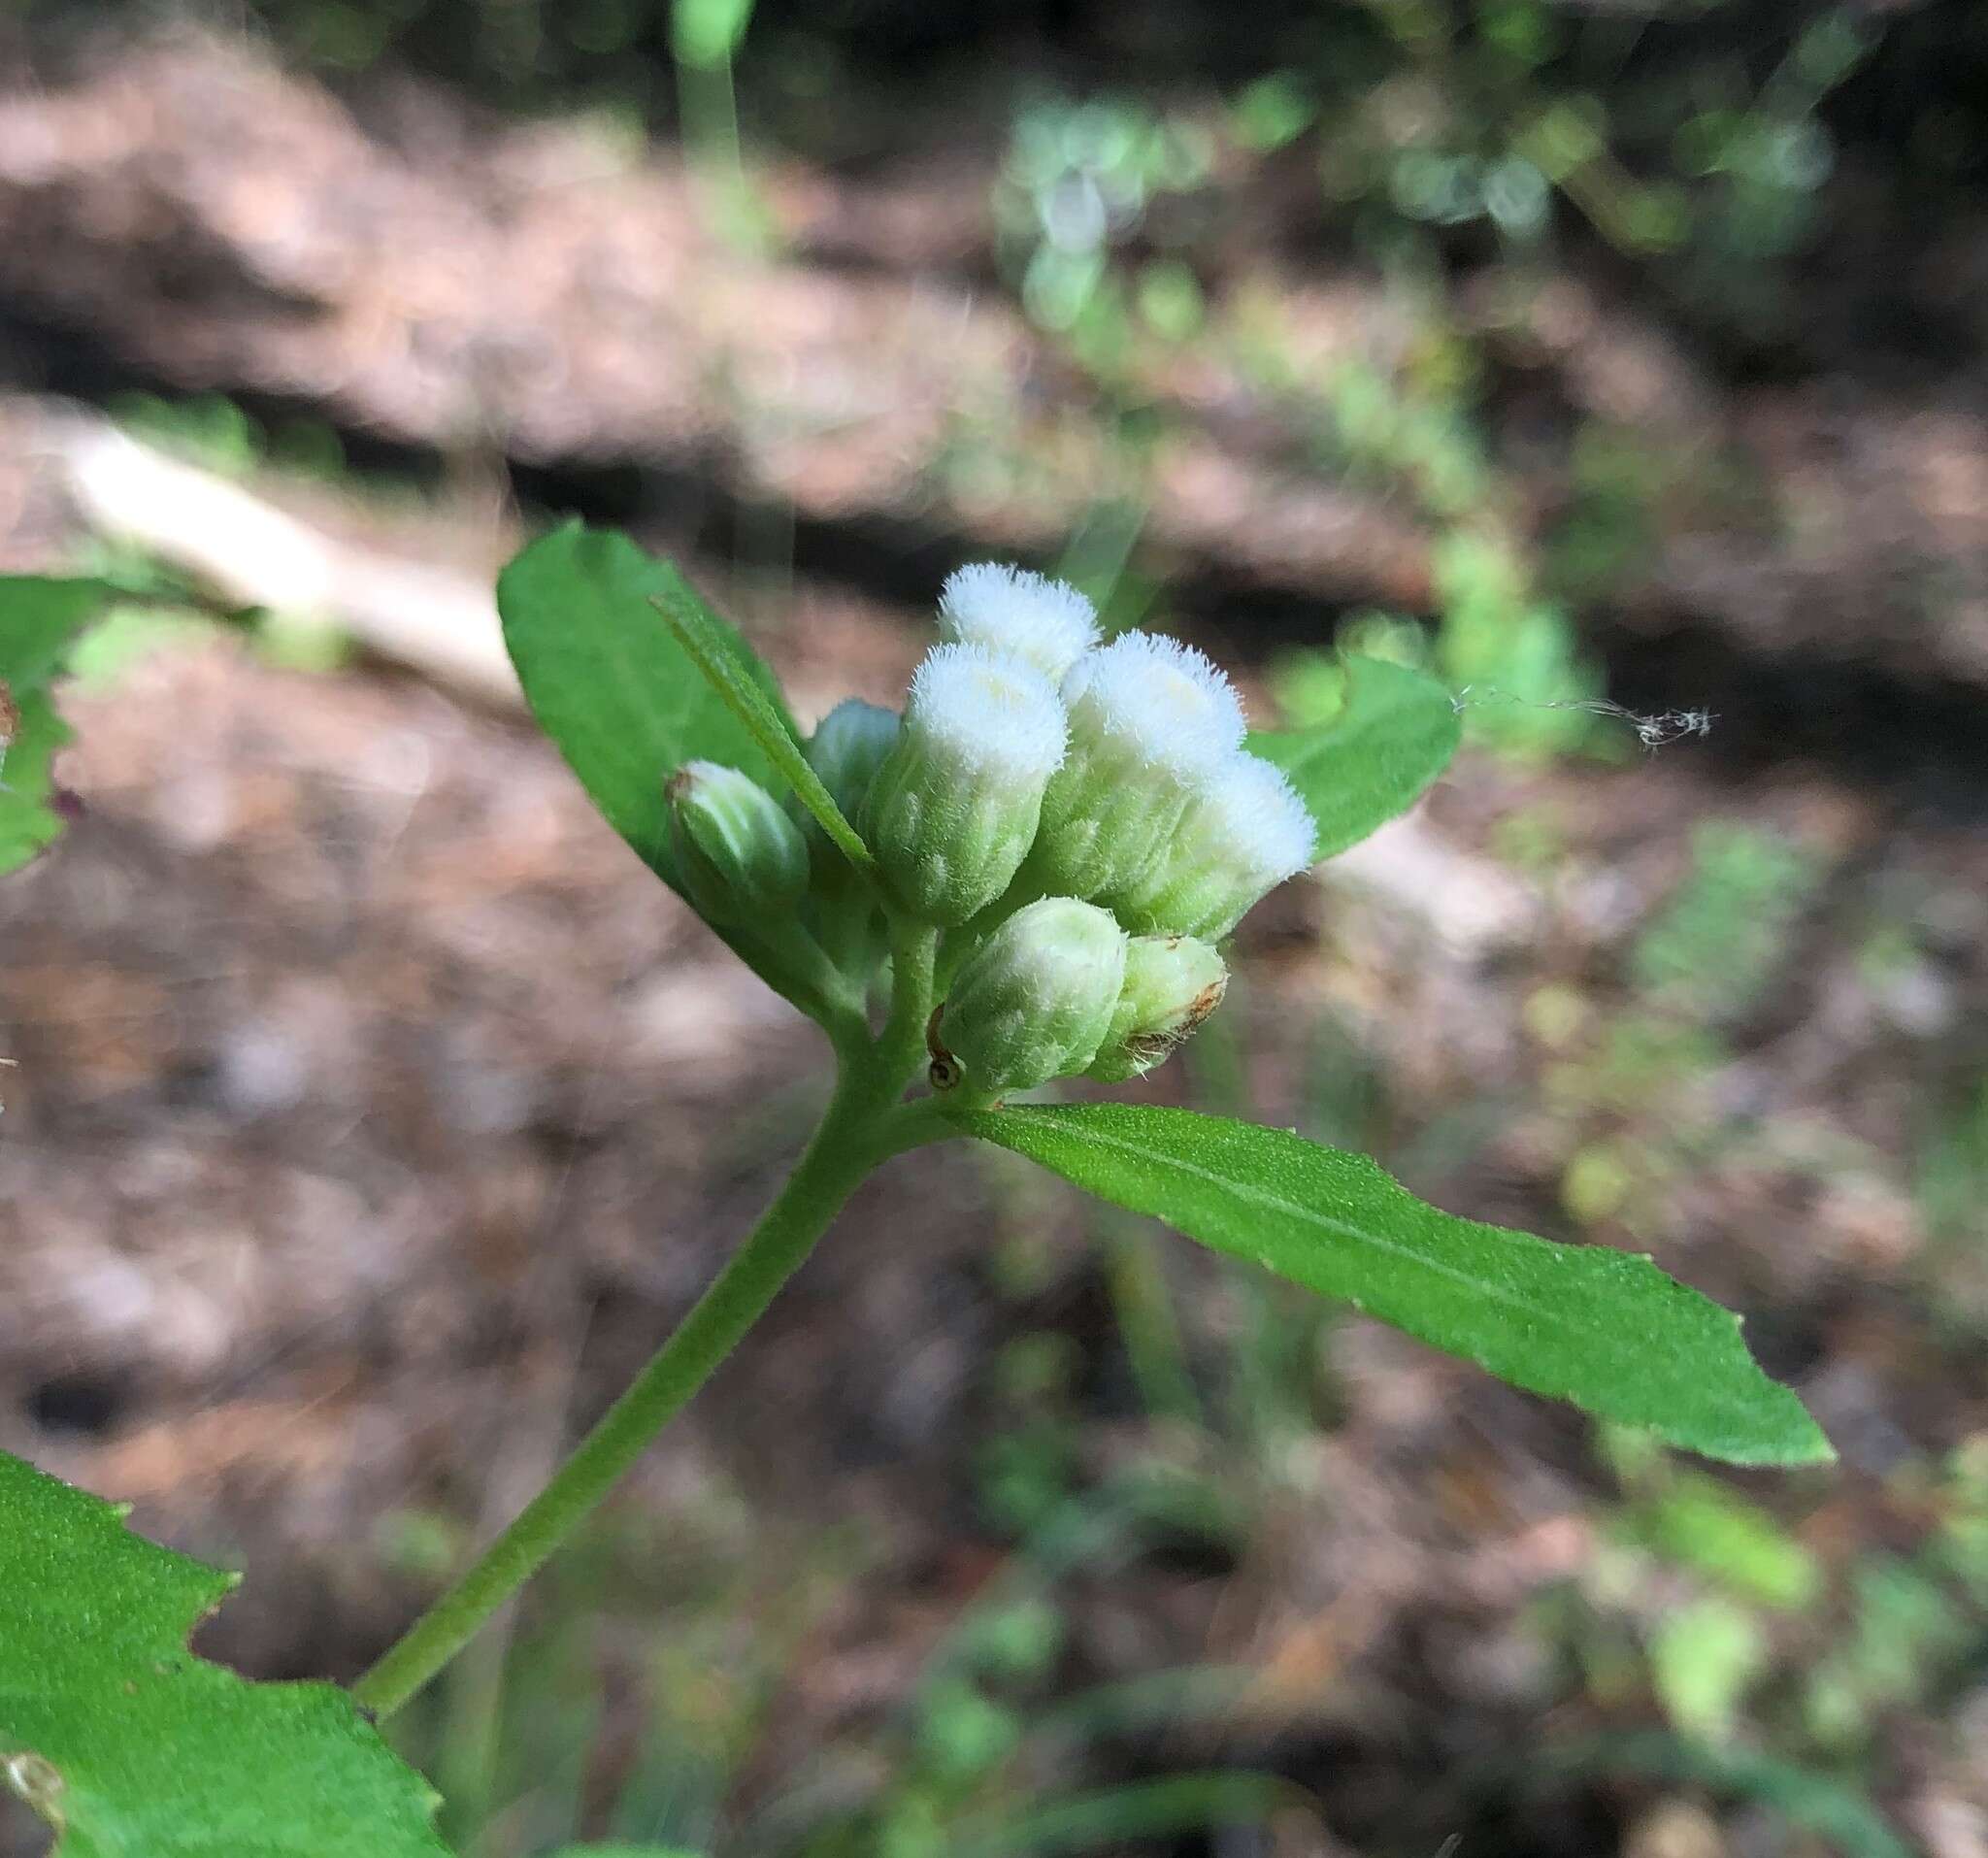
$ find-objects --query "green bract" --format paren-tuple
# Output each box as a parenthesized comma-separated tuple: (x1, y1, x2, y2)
(1104, 749, 1315, 939)
(931, 896, 1129, 1095)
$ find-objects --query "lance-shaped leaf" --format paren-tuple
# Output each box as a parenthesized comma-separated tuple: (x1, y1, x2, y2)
(1249, 653, 1460, 861)
(0, 1450, 450, 1856)
(958, 1103, 1831, 1467)
(648, 581, 874, 876)
(497, 524, 796, 891)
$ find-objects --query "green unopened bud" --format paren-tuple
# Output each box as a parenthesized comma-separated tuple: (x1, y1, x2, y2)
(804, 698, 900, 835)
(1106, 749, 1316, 940)
(802, 699, 899, 979)
(1030, 632, 1246, 900)
(1086, 935, 1228, 1081)
(862, 643, 1067, 926)
(667, 759, 809, 927)
(930, 897, 1127, 1096)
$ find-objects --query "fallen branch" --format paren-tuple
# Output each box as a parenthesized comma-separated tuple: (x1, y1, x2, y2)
(41, 407, 521, 708)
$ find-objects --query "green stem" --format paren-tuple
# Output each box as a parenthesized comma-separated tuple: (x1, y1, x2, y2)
(354, 1030, 942, 1719)
(880, 918, 939, 1079)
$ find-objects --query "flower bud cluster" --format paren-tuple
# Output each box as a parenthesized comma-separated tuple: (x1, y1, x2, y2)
(669, 561, 1318, 1099)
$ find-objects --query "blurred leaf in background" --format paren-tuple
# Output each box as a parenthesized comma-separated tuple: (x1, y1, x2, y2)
(0, 578, 116, 874)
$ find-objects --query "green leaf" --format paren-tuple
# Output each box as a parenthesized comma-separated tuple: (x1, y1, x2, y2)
(959, 1103, 1831, 1467)
(0, 578, 115, 690)
(1, 577, 118, 877)
(0, 1449, 449, 1856)
(0, 691, 77, 876)
(1249, 653, 1461, 860)
(647, 581, 874, 877)
(496, 524, 795, 891)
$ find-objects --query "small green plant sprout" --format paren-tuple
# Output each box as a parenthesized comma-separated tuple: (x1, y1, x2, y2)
(2, 533, 1833, 1854)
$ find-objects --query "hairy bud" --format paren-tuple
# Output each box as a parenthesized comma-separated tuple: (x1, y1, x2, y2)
(930, 897, 1127, 1096)
(1029, 632, 1246, 901)
(938, 563, 1100, 681)
(667, 760, 810, 927)
(1086, 935, 1228, 1081)
(862, 643, 1067, 926)
(1106, 749, 1316, 940)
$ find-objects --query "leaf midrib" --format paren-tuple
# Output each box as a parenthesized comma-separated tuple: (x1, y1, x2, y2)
(996, 1109, 1694, 1361)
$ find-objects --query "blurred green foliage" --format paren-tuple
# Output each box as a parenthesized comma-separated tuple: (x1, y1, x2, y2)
(1535, 818, 1844, 1235)
(1527, 1433, 1988, 1848)
(992, 96, 1213, 367)
(1918, 1073, 1988, 1251)
(1289, 1, 1890, 320)
(1631, 821, 1824, 1019)
(383, 1470, 1301, 1858)
(24, 1, 1980, 344)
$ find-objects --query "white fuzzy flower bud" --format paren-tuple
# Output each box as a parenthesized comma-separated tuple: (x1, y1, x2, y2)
(937, 563, 1100, 681)
(1086, 935, 1228, 1082)
(930, 897, 1128, 1096)
(861, 643, 1067, 926)
(1106, 749, 1316, 940)
(1029, 631, 1247, 900)
(667, 760, 810, 927)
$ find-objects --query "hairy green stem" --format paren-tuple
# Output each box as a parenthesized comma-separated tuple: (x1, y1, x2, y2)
(354, 951, 947, 1719)
(879, 919, 940, 1086)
